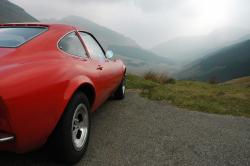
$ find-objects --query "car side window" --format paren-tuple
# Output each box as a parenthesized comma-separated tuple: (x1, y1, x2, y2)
(79, 32, 106, 60)
(58, 32, 87, 58)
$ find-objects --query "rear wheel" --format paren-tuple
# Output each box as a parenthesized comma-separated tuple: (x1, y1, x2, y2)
(49, 92, 91, 164)
(114, 77, 126, 100)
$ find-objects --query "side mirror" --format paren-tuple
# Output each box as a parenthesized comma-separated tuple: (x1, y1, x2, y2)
(106, 50, 114, 59)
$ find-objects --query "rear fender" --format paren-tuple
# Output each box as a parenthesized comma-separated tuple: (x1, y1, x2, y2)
(47, 75, 96, 147)
(63, 76, 95, 108)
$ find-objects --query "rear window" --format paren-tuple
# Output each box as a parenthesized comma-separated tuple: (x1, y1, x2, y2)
(0, 27, 47, 48)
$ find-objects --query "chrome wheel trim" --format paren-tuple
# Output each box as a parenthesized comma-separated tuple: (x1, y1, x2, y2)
(71, 103, 89, 151)
(122, 83, 125, 95)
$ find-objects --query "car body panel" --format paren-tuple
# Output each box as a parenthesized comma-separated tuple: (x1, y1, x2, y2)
(0, 23, 126, 152)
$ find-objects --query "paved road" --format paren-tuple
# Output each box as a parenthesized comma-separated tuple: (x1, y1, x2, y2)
(1, 91, 250, 166)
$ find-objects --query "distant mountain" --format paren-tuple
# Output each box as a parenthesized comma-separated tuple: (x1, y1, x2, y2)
(43, 16, 175, 74)
(176, 39, 250, 82)
(0, 0, 37, 23)
(110, 45, 175, 74)
(45, 16, 138, 49)
(152, 27, 250, 66)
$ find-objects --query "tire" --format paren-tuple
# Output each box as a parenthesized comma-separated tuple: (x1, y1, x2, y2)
(49, 92, 91, 164)
(114, 77, 126, 100)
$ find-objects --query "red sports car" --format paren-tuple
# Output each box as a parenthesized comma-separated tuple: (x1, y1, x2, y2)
(0, 23, 126, 163)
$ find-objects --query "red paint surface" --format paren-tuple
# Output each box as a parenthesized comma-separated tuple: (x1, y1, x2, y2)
(0, 23, 126, 152)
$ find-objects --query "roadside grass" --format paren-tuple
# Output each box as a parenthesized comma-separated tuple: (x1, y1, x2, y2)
(127, 74, 250, 117)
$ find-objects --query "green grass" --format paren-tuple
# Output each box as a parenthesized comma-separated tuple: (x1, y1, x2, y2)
(127, 74, 250, 117)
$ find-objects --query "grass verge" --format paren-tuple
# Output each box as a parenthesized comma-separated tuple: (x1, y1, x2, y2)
(127, 74, 250, 117)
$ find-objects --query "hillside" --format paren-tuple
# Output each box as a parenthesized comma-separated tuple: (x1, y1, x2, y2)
(224, 76, 250, 87)
(152, 36, 209, 66)
(127, 74, 250, 117)
(43, 16, 175, 74)
(0, 0, 37, 23)
(49, 16, 138, 49)
(110, 45, 175, 74)
(152, 27, 250, 66)
(176, 40, 250, 82)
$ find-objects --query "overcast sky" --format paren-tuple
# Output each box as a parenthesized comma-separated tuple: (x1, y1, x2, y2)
(10, 0, 250, 48)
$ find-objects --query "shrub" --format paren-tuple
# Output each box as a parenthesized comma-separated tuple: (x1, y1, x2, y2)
(144, 71, 158, 82)
(143, 71, 175, 84)
(209, 76, 219, 84)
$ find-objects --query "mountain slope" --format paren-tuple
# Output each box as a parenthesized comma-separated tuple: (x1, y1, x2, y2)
(110, 45, 175, 74)
(225, 76, 250, 87)
(152, 27, 250, 65)
(44, 15, 138, 49)
(0, 0, 37, 23)
(176, 40, 250, 82)
(43, 16, 175, 74)
(153, 36, 208, 65)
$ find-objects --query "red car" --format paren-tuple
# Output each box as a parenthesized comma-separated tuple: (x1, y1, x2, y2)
(0, 23, 126, 163)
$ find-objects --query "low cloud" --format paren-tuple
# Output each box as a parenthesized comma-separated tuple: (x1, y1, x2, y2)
(9, 0, 250, 48)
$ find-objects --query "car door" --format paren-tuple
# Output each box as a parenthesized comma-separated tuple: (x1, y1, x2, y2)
(78, 31, 118, 102)
(58, 31, 104, 108)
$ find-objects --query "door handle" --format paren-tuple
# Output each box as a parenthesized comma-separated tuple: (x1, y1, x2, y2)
(97, 65, 103, 70)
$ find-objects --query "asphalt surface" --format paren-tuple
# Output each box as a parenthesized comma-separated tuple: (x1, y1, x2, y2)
(0, 91, 250, 166)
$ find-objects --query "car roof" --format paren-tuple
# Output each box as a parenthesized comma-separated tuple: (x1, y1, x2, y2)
(0, 23, 82, 31)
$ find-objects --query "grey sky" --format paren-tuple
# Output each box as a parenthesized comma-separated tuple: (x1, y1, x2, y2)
(10, 0, 250, 48)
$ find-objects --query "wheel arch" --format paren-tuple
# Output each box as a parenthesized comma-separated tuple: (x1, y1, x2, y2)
(74, 83, 96, 108)
(63, 75, 96, 111)
(47, 79, 96, 146)
(58, 77, 96, 126)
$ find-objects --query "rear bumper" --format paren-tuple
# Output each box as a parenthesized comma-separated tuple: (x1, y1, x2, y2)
(0, 131, 16, 152)
(0, 132, 14, 143)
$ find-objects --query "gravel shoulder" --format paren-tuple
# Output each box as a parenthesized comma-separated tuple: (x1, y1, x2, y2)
(0, 91, 250, 165)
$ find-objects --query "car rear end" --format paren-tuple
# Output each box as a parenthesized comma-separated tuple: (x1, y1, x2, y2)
(0, 24, 49, 152)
